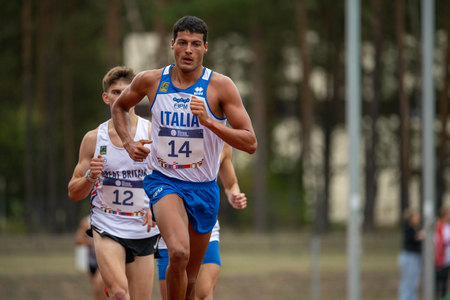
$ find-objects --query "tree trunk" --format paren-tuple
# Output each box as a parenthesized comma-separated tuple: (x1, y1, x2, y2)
(62, 0, 80, 232)
(437, 0, 450, 211)
(396, 0, 410, 219)
(320, 0, 342, 233)
(107, 0, 122, 67)
(250, 21, 267, 232)
(123, 0, 144, 32)
(22, 0, 35, 231)
(36, 0, 54, 231)
(296, 0, 313, 159)
(296, 0, 318, 231)
(43, 0, 58, 231)
(363, 0, 382, 231)
(154, 0, 169, 67)
(34, 0, 59, 231)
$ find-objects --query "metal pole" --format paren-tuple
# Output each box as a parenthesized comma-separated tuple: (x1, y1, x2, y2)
(346, 0, 361, 299)
(422, 0, 435, 299)
(311, 235, 321, 300)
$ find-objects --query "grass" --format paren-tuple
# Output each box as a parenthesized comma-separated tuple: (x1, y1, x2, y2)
(0, 230, 402, 300)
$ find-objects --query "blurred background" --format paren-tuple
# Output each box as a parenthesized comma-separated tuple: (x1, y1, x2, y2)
(0, 0, 449, 299)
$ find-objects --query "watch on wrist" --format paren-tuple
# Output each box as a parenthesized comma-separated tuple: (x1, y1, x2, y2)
(85, 169, 98, 183)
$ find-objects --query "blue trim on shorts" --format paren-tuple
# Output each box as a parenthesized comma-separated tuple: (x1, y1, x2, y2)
(202, 240, 221, 266)
(143, 171, 220, 234)
(156, 241, 221, 280)
(157, 249, 169, 280)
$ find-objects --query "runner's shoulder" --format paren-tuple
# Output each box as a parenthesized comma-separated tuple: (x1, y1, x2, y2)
(135, 68, 164, 86)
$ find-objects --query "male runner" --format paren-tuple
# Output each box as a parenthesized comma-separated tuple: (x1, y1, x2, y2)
(68, 66, 159, 300)
(111, 16, 257, 300)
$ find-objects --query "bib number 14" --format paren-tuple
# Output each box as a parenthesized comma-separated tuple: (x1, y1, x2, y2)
(157, 127, 204, 168)
(168, 140, 192, 158)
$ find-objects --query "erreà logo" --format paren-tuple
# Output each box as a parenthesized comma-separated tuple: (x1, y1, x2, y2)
(194, 87, 203, 96)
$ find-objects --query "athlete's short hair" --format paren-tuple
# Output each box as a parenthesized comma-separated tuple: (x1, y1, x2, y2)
(173, 16, 208, 44)
(102, 66, 135, 92)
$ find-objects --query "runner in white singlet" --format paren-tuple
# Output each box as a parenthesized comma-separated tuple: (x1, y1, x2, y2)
(111, 16, 257, 300)
(68, 66, 158, 300)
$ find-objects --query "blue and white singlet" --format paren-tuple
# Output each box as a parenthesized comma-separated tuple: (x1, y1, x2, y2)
(149, 65, 227, 182)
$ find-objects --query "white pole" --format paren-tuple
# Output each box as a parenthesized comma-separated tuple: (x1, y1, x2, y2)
(421, 0, 435, 299)
(346, 0, 361, 299)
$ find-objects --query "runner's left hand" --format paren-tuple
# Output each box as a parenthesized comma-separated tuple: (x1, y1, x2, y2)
(229, 193, 247, 210)
(143, 208, 156, 232)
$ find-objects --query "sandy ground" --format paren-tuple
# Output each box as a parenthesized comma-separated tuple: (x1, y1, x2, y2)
(0, 230, 401, 300)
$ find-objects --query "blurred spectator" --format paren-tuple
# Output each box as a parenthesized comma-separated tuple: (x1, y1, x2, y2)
(435, 207, 450, 300)
(398, 208, 424, 300)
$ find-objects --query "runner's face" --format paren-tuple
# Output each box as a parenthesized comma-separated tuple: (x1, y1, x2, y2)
(103, 80, 129, 106)
(172, 31, 208, 72)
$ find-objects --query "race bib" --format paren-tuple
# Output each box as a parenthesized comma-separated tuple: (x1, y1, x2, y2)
(101, 177, 147, 213)
(157, 127, 204, 169)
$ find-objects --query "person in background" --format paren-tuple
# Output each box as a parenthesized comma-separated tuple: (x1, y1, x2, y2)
(75, 216, 107, 300)
(156, 143, 247, 300)
(398, 208, 424, 300)
(435, 207, 450, 300)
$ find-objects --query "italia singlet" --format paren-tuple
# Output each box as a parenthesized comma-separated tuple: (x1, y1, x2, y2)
(89, 117, 156, 239)
(149, 65, 227, 182)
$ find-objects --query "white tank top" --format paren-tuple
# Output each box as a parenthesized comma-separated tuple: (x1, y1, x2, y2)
(90, 117, 157, 239)
(149, 65, 226, 182)
(155, 221, 220, 250)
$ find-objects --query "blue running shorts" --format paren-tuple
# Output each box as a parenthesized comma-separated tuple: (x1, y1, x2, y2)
(156, 241, 221, 280)
(143, 171, 220, 234)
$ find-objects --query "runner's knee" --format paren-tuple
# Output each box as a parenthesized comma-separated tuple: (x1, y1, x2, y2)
(109, 285, 128, 300)
(169, 246, 189, 267)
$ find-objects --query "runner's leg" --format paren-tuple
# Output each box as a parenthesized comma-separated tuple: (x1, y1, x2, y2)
(152, 194, 190, 300)
(185, 224, 211, 300)
(92, 231, 129, 300)
(195, 263, 220, 300)
(126, 254, 154, 300)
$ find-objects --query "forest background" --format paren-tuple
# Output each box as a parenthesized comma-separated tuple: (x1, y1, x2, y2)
(0, 0, 449, 235)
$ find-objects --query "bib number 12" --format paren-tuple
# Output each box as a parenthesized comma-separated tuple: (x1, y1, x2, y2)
(112, 190, 134, 206)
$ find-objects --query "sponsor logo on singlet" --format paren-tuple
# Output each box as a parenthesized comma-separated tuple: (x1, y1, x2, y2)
(159, 82, 169, 92)
(100, 145, 107, 155)
(173, 97, 190, 109)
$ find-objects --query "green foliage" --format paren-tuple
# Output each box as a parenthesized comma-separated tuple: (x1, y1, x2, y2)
(0, 0, 448, 233)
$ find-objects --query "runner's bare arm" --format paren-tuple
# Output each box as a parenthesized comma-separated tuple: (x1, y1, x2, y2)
(68, 130, 103, 201)
(192, 74, 257, 154)
(111, 70, 159, 160)
(111, 72, 149, 146)
(218, 144, 247, 210)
